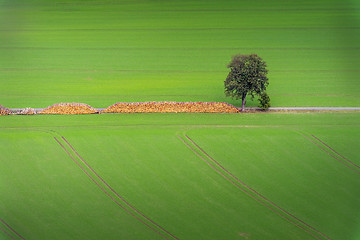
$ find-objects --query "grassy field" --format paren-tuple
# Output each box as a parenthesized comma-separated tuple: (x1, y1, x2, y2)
(0, 113, 359, 239)
(0, 0, 359, 108)
(1, 1, 360, 239)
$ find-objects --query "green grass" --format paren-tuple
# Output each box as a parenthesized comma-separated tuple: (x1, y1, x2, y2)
(0, 129, 162, 239)
(1, 0, 360, 239)
(0, 0, 359, 108)
(0, 113, 359, 239)
(186, 127, 360, 240)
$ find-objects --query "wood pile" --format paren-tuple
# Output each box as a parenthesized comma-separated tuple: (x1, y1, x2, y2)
(40, 103, 99, 115)
(102, 102, 240, 113)
(0, 105, 11, 115)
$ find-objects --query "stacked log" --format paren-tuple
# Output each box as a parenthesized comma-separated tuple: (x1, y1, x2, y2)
(102, 102, 240, 113)
(40, 103, 99, 115)
(0, 105, 11, 115)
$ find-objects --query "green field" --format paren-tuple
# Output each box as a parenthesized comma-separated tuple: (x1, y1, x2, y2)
(0, 113, 360, 239)
(0, 0, 360, 108)
(1, 1, 360, 240)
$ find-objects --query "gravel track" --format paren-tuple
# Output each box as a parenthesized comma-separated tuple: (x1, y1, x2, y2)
(268, 107, 360, 110)
(178, 135, 329, 240)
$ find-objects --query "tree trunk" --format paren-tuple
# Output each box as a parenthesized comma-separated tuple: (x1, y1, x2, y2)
(241, 93, 246, 112)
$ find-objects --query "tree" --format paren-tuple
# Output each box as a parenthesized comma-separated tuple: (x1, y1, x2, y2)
(258, 91, 271, 110)
(224, 54, 269, 112)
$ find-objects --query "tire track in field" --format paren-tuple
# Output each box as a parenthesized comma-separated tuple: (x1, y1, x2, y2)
(53, 137, 173, 240)
(311, 135, 360, 170)
(184, 135, 330, 238)
(302, 134, 360, 175)
(0, 218, 25, 240)
(0, 226, 16, 240)
(178, 135, 331, 240)
(61, 136, 178, 240)
(54, 136, 177, 240)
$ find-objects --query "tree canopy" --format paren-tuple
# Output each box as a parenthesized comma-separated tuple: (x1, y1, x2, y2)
(224, 54, 269, 111)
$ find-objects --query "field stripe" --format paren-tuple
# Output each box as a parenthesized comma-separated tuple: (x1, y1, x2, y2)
(1, 47, 359, 51)
(302, 134, 360, 175)
(0, 68, 359, 73)
(177, 135, 328, 240)
(184, 135, 332, 240)
(0, 226, 16, 240)
(0, 68, 223, 73)
(53, 137, 170, 240)
(0, 218, 25, 240)
(311, 135, 360, 169)
(2, 2, 357, 12)
(185, 135, 329, 239)
(1, 27, 359, 32)
(61, 136, 178, 240)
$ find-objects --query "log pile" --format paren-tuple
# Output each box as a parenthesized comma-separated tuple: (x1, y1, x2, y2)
(102, 102, 240, 113)
(0, 105, 11, 115)
(40, 103, 99, 115)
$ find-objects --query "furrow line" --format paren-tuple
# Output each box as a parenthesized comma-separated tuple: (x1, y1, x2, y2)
(0, 226, 16, 240)
(0, 218, 25, 240)
(311, 135, 360, 169)
(302, 134, 360, 175)
(61, 136, 178, 240)
(1, 27, 359, 32)
(53, 137, 170, 240)
(177, 135, 325, 240)
(183, 135, 331, 240)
